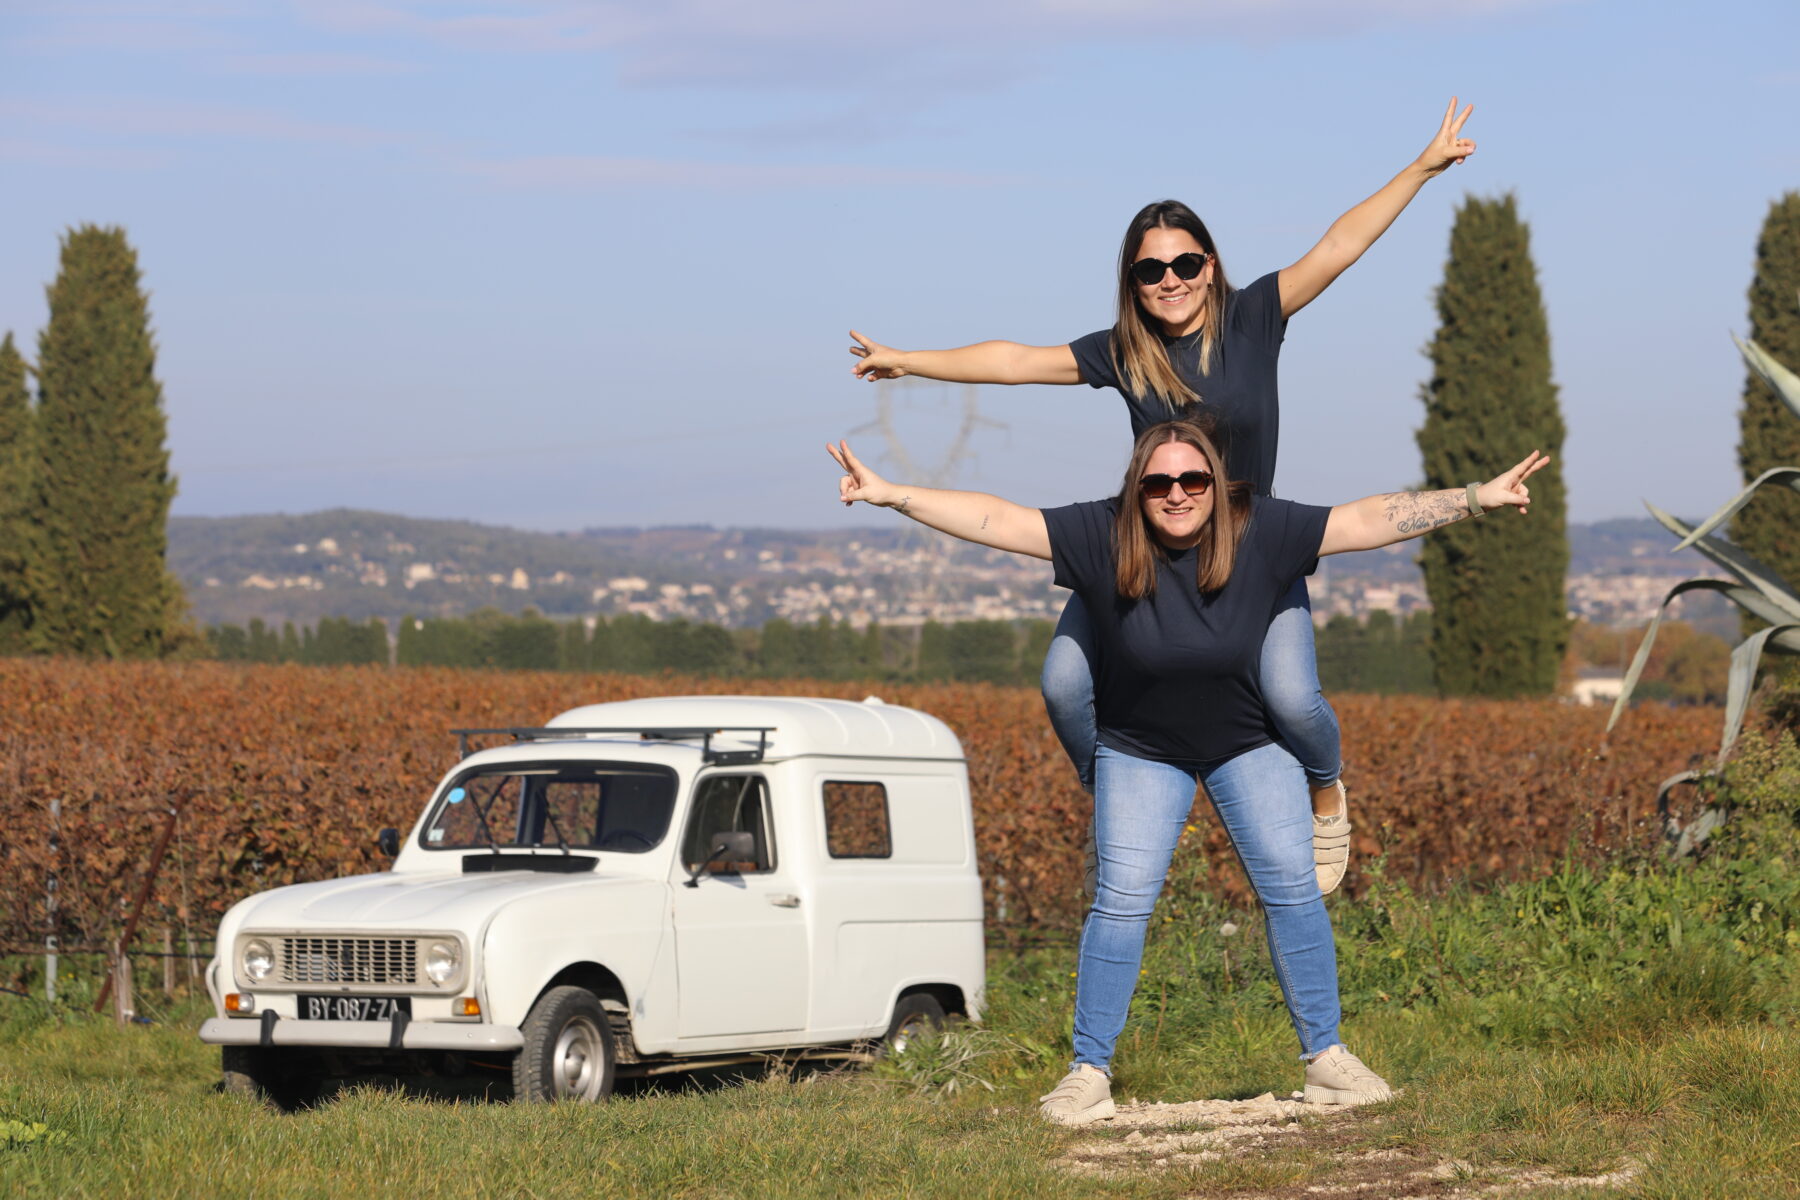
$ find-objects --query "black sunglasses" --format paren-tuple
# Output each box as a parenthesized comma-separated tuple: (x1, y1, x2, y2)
(1129, 251, 1209, 288)
(1139, 470, 1214, 499)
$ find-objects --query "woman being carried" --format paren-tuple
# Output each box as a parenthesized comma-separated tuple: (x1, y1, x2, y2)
(826, 420, 1546, 1123)
(846, 100, 1477, 893)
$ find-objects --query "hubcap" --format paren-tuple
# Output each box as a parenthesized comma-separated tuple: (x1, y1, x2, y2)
(551, 1015, 606, 1100)
(891, 1014, 932, 1054)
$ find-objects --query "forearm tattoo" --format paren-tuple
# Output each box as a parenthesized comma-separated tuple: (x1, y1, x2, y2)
(897, 495, 911, 515)
(1381, 489, 1466, 535)
(980, 514, 989, 530)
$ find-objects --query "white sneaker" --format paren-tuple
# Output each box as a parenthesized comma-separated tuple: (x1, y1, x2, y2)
(1313, 780, 1351, 896)
(1038, 1064, 1117, 1125)
(1303, 1045, 1393, 1105)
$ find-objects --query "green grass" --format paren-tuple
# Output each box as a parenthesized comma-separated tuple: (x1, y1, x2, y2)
(5, 802, 1800, 1198)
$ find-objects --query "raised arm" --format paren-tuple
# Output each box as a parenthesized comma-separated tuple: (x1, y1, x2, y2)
(1320, 451, 1548, 556)
(848, 331, 1082, 386)
(827, 440, 1052, 560)
(1277, 97, 1476, 319)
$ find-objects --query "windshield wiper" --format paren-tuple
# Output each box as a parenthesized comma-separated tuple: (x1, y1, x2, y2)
(470, 779, 505, 855)
(541, 802, 572, 856)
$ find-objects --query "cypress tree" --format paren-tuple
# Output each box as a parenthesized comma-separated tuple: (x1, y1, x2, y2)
(246, 618, 279, 662)
(1731, 191, 1800, 613)
(0, 333, 32, 651)
(28, 226, 182, 656)
(557, 619, 589, 671)
(397, 616, 425, 666)
(756, 619, 798, 677)
(208, 623, 249, 660)
(1417, 194, 1569, 697)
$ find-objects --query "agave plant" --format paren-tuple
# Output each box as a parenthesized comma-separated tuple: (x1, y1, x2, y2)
(1607, 334, 1800, 853)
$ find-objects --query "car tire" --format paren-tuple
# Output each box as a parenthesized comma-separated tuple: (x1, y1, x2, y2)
(883, 992, 947, 1055)
(221, 1045, 323, 1112)
(512, 986, 616, 1103)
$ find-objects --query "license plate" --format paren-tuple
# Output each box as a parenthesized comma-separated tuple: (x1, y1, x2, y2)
(297, 995, 412, 1021)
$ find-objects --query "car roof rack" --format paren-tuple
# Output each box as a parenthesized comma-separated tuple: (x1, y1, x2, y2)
(449, 726, 775, 766)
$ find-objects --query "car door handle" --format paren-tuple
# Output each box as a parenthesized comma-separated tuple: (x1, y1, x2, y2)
(766, 893, 801, 908)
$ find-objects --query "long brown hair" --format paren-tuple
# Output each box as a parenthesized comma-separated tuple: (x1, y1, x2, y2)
(1112, 200, 1231, 414)
(1113, 419, 1251, 600)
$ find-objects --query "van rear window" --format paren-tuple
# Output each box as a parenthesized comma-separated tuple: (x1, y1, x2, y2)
(822, 782, 891, 859)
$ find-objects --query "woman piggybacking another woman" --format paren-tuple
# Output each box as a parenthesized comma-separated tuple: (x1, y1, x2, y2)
(825, 420, 1547, 1124)
(847, 99, 1479, 893)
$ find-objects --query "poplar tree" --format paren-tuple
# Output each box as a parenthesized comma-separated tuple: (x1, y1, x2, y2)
(0, 333, 32, 651)
(1731, 191, 1800, 612)
(28, 226, 182, 656)
(1416, 194, 1569, 697)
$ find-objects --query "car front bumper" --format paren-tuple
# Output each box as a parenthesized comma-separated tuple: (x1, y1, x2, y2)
(199, 1017, 524, 1051)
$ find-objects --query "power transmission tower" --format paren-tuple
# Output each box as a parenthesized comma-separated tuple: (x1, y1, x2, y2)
(852, 378, 1005, 618)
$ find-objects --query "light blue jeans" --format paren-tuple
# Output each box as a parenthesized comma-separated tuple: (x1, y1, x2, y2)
(1042, 578, 1340, 792)
(1073, 741, 1342, 1071)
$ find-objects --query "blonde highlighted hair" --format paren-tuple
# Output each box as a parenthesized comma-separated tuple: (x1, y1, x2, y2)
(1113, 419, 1251, 600)
(1112, 200, 1231, 414)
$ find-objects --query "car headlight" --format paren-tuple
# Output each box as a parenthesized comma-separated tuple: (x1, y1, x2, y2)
(242, 938, 274, 984)
(425, 940, 461, 985)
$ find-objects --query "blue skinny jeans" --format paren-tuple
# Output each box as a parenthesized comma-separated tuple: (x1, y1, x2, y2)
(1042, 578, 1340, 792)
(1073, 741, 1342, 1071)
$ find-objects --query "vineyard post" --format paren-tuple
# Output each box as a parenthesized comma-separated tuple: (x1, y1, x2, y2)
(45, 796, 60, 1005)
(163, 927, 175, 995)
(111, 946, 134, 1026)
(94, 802, 180, 1015)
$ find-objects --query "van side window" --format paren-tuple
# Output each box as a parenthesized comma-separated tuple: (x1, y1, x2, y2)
(822, 782, 892, 859)
(682, 775, 775, 874)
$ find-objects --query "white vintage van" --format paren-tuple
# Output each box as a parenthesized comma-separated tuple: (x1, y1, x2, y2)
(199, 695, 984, 1106)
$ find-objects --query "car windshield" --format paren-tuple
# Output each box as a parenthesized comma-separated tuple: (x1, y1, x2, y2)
(422, 761, 676, 853)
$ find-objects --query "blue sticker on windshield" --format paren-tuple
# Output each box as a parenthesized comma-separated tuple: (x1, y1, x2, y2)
(447, 787, 466, 805)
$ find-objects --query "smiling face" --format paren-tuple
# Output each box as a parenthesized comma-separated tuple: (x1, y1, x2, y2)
(1131, 226, 1215, 338)
(1138, 437, 1215, 550)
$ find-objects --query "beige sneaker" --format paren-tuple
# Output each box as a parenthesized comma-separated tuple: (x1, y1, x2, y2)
(1038, 1064, 1116, 1125)
(1313, 780, 1351, 896)
(1303, 1045, 1393, 1105)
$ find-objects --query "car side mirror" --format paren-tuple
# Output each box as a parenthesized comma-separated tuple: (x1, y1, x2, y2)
(683, 831, 755, 887)
(377, 828, 400, 857)
(708, 831, 755, 869)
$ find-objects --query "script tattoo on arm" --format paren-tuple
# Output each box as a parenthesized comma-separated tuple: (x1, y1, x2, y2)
(1380, 489, 1466, 536)
(980, 514, 989, 530)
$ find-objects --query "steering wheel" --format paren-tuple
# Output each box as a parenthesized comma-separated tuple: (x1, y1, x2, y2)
(600, 829, 655, 852)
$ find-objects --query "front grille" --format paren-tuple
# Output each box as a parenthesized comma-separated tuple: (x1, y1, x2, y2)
(275, 936, 419, 986)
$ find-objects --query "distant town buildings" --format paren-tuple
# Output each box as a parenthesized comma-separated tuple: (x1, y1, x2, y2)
(194, 526, 1718, 633)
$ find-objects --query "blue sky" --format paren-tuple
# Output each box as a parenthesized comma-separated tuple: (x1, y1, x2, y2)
(2, 0, 1795, 531)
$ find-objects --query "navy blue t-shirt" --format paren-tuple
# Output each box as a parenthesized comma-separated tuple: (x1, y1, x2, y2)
(1069, 271, 1286, 496)
(1042, 495, 1330, 765)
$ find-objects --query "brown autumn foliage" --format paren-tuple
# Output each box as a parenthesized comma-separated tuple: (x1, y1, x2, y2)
(0, 659, 1721, 949)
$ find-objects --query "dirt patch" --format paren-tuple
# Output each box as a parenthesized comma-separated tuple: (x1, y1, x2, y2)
(1058, 1093, 1641, 1198)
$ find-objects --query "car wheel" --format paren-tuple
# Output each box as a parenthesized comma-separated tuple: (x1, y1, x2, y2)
(883, 993, 947, 1055)
(221, 1045, 323, 1112)
(512, 986, 616, 1103)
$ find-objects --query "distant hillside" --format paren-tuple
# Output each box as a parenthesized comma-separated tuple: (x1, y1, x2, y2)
(169, 509, 1720, 631)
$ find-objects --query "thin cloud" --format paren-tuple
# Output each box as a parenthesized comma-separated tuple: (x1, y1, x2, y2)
(0, 138, 174, 171)
(10, 17, 247, 54)
(303, 0, 1572, 86)
(3, 99, 402, 147)
(213, 51, 425, 76)
(458, 153, 1022, 191)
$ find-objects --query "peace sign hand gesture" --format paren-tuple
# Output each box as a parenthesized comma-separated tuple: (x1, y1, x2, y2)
(826, 440, 899, 508)
(1476, 450, 1550, 516)
(1416, 97, 1476, 178)
(848, 330, 910, 381)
